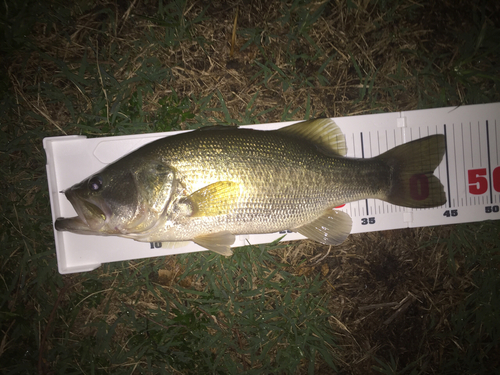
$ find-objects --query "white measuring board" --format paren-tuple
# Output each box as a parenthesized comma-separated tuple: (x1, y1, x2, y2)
(44, 103, 500, 274)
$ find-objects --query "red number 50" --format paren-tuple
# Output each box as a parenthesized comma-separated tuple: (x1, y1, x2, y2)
(468, 167, 500, 195)
(468, 168, 488, 195)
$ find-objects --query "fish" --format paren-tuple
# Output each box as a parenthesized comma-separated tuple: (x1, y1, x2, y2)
(55, 119, 447, 255)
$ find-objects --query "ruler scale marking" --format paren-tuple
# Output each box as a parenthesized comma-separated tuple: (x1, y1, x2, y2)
(377, 130, 380, 156)
(461, 123, 467, 207)
(486, 120, 493, 204)
(452, 124, 459, 209)
(383, 129, 388, 215)
(369, 132, 373, 216)
(470, 124, 474, 167)
(478, 121, 482, 167)
(443, 124, 452, 209)
(359, 132, 369, 216)
(435, 124, 444, 193)
(496, 119, 499, 165)
(494, 119, 500, 203)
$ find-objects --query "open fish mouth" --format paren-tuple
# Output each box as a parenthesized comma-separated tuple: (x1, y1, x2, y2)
(55, 192, 109, 233)
(55, 215, 94, 233)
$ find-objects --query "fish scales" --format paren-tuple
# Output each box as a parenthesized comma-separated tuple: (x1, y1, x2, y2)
(126, 128, 389, 239)
(55, 119, 446, 255)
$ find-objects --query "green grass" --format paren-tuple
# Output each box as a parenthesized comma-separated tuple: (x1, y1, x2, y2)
(1, 0, 500, 373)
(438, 222, 500, 374)
(368, 221, 500, 375)
(14, 244, 338, 374)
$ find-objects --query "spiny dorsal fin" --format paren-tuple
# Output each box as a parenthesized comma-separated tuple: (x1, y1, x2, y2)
(194, 231, 235, 256)
(188, 181, 241, 217)
(275, 118, 347, 156)
(294, 209, 352, 245)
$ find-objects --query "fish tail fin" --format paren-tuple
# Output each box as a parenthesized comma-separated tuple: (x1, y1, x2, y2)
(376, 134, 447, 208)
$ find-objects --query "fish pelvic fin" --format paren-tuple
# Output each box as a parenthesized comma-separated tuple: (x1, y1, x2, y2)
(194, 231, 235, 256)
(295, 210, 352, 246)
(377, 134, 447, 208)
(160, 241, 191, 249)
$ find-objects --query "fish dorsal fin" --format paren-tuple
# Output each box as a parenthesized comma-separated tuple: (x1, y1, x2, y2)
(188, 181, 241, 217)
(275, 119, 347, 156)
(294, 209, 352, 245)
(194, 231, 235, 256)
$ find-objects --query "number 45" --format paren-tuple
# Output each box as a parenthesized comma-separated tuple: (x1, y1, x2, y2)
(443, 210, 458, 217)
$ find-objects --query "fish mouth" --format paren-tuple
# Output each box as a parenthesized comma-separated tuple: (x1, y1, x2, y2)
(55, 215, 96, 234)
(55, 191, 110, 234)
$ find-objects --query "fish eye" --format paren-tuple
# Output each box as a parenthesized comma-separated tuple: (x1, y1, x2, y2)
(88, 175, 103, 192)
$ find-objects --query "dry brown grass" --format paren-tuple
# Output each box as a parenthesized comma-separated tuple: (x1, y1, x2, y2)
(8, 0, 485, 134)
(2, 0, 500, 373)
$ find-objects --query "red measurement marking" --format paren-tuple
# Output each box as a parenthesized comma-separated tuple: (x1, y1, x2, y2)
(335, 204, 346, 208)
(468, 168, 488, 195)
(493, 166, 500, 193)
(409, 174, 429, 201)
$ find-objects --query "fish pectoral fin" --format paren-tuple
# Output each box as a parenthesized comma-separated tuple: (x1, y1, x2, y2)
(194, 231, 235, 256)
(295, 210, 352, 246)
(275, 118, 347, 156)
(188, 181, 240, 217)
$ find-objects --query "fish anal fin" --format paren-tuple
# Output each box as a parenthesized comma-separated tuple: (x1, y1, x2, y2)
(275, 118, 347, 156)
(194, 231, 235, 256)
(295, 210, 352, 246)
(188, 181, 240, 217)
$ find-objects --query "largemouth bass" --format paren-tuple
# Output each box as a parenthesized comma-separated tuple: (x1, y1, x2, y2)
(55, 119, 446, 255)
